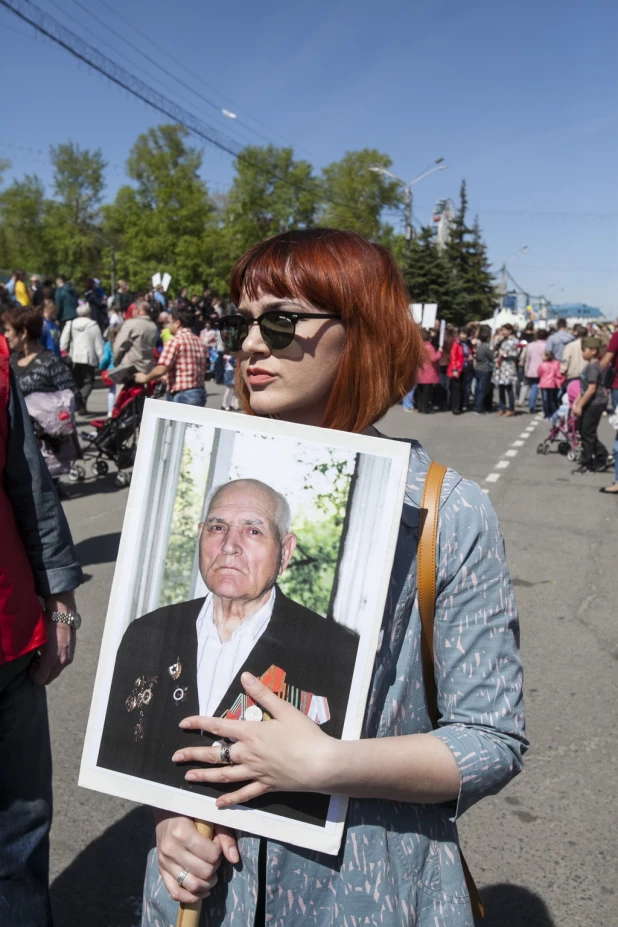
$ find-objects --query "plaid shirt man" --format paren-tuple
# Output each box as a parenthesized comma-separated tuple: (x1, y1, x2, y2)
(159, 327, 207, 394)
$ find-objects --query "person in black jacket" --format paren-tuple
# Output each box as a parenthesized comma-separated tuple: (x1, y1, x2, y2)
(98, 478, 359, 826)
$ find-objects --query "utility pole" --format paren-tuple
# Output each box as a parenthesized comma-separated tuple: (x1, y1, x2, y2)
(403, 185, 412, 246)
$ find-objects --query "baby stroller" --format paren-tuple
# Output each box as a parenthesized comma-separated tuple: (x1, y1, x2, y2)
(80, 381, 160, 487)
(24, 389, 83, 482)
(536, 408, 582, 461)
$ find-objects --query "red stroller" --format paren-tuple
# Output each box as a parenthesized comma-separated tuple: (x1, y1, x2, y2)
(79, 381, 160, 486)
(536, 408, 582, 462)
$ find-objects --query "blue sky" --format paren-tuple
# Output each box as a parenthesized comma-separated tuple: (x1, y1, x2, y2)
(1, 0, 617, 314)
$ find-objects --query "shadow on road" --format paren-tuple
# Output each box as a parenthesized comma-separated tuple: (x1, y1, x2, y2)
(479, 883, 555, 926)
(74, 531, 122, 566)
(61, 472, 129, 499)
(51, 806, 152, 927)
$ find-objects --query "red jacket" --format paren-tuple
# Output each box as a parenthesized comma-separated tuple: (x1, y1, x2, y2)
(446, 339, 464, 377)
(0, 336, 46, 664)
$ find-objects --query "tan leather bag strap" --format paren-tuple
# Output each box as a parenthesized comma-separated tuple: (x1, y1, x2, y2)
(418, 461, 485, 920)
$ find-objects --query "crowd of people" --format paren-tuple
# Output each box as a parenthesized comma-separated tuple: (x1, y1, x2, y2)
(405, 315, 618, 491)
(1, 270, 617, 495)
(0, 272, 231, 404)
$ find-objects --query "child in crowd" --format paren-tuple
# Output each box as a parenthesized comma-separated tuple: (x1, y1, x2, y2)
(538, 350, 564, 419)
(221, 354, 239, 411)
(572, 338, 609, 474)
(39, 299, 61, 355)
(100, 324, 121, 417)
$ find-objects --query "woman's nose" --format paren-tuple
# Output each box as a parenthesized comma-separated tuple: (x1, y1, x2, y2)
(242, 319, 270, 356)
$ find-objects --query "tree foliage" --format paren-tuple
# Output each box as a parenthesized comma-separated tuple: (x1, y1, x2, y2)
(319, 149, 402, 240)
(0, 125, 496, 323)
(403, 180, 497, 325)
(278, 451, 354, 616)
(103, 125, 215, 292)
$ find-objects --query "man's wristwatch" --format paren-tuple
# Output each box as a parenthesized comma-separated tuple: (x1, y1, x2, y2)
(48, 611, 82, 630)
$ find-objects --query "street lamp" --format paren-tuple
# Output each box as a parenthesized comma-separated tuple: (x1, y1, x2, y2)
(369, 158, 447, 245)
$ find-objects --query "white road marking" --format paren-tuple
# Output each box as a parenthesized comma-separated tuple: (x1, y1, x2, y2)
(485, 473, 500, 483)
(496, 460, 510, 469)
(512, 440, 524, 447)
(519, 432, 531, 439)
(505, 449, 518, 457)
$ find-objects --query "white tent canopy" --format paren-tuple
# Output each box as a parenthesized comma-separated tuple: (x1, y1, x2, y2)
(479, 308, 527, 329)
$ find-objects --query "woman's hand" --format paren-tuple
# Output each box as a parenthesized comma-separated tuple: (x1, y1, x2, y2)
(172, 672, 337, 807)
(154, 809, 239, 904)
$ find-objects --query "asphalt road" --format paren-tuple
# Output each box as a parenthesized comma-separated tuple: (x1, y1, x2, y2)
(47, 383, 617, 927)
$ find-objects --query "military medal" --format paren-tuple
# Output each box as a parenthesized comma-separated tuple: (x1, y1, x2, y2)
(173, 687, 188, 703)
(124, 674, 159, 741)
(168, 659, 182, 681)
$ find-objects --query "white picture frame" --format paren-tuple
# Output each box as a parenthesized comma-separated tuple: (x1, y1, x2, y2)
(79, 401, 409, 855)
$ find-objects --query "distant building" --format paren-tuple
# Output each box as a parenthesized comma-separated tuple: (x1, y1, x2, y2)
(548, 303, 603, 320)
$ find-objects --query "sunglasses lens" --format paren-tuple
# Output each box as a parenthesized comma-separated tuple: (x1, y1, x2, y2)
(261, 312, 296, 350)
(218, 317, 247, 351)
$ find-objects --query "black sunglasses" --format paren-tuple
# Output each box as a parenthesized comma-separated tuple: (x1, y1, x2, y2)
(215, 310, 340, 352)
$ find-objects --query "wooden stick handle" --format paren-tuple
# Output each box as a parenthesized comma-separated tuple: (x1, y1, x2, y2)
(175, 820, 214, 927)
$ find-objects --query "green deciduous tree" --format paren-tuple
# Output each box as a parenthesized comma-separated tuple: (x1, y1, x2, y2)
(278, 452, 354, 616)
(222, 144, 320, 265)
(46, 142, 107, 283)
(103, 124, 215, 293)
(0, 174, 53, 272)
(319, 149, 402, 240)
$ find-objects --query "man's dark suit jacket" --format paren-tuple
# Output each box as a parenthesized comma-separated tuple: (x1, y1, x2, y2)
(98, 587, 359, 827)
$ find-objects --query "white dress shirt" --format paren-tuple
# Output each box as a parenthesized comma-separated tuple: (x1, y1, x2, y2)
(195, 587, 276, 716)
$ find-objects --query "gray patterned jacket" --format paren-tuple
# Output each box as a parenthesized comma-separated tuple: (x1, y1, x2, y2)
(142, 441, 528, 927)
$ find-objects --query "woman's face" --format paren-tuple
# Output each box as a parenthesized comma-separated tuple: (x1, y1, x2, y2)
(4, 323, 27, 354)
(237, 291, 346, 427)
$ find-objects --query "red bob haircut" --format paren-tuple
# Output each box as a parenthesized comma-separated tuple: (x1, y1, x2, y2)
(230, 228, 424, 433)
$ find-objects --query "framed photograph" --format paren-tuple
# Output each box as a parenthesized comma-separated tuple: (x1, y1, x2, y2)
(79, 401, 409, 855)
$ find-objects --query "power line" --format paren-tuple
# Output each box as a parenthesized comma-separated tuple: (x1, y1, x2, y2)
(0, 0, 377, 219)
(55, 0, 277, 151)
(37, 0, 256, 153)
(95, 0, 315, 157)
(1, 1, 273, 164)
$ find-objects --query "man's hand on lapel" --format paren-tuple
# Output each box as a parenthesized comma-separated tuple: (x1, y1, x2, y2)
(172, 672, 338, 807)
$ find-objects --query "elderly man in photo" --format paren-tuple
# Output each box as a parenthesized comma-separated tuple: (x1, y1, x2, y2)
(98, 479, 358, 823)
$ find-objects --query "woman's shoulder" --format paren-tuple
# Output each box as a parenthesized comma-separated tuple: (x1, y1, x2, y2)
(402, 440, 488, 516)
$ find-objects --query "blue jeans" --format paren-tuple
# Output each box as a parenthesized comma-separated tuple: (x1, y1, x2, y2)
(527, 378, 540, 413)
(474, 371, 490, 413)
(167, 387, 206, 406)
(0, 654, 53, 926)
(402, 387, 415, 410)
(541, 388, 559, 418)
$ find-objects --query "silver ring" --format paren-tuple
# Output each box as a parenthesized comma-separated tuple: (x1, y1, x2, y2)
(177, 868, 189, 887)
(220, 743, 235, 765)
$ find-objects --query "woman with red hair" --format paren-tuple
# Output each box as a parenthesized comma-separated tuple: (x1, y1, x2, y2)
(144, 229, 527, 927)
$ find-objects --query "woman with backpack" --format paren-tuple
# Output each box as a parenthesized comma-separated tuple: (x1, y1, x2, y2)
(141, 229, 527, 927)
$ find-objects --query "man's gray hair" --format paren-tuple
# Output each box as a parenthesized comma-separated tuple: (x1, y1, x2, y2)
(76, 302, 91, 317)
(205, 478, 292, 541)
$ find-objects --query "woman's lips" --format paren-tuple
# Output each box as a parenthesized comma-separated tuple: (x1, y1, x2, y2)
(247, 367, 277, 385)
